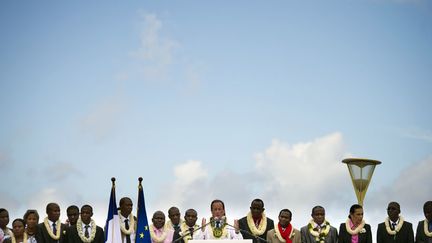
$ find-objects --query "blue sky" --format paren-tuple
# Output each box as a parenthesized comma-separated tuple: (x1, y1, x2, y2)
(1, 0, 431, 235)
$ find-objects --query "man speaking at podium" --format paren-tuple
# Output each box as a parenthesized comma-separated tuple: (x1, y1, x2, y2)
(194, 200, 243, 240)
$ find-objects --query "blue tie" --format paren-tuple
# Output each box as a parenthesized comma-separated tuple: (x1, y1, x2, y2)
(428, 221, 432, 232)
(52, 223, 57, 235)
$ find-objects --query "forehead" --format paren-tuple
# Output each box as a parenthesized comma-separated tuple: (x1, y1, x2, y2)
(279, 211, 291, 218)
(49, 204, 60, 211)
(211, 202, 224, 209)
(81, 207, 92, 213)
(153, 212, 165, 218)
(388, 202, 400, 209)
(312, 208, 325, 215)
(185, 210, 197, 217)
(169, 208, 180, 214)
(0, 211, 8, 216)
(13, 221, 24, 227)
(251, 201, 264, 208)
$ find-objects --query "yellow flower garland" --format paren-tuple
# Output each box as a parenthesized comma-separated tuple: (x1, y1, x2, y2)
(384, 216, 404, 235)
(424, 219, 432, 237)
(76, 218, 97, 243)
(307, 220, 330, 243)
(179, 222, 199, 243)
(10, 232, 27, 243)
(246, 212, 267, 236)
(43, 217, 61, 240)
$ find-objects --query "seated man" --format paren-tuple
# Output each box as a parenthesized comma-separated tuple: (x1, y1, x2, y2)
(377, 202, 414, 243)
(239, 199, 274, 243)
(149, 211, 173, 243)
(66, 205, 104, 243)
(415, 201, 432, 243)
(38, 203, 67, 243)
(194, 199, 243, 240)
(173, 209, 200, 243)
(300, 206, 338, 243)
(266, 209, 300, 243)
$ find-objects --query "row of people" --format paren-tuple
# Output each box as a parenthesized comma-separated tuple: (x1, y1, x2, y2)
(1, 199, 431, 243)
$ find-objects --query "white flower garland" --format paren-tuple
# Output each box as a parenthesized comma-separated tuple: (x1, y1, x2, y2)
(384, 216, 404, 235)
(274, 225, 294, 242)
(345, 219, 366, 235)
(179, 222, 199, 243)
(76, 218, 97, 243)
(119, 212, 135, 235)
(166, 220, 184, 231)
(150, 224, 168, 243)
(307, 220, 330, 243)
(246, 212, 268, 236)
(424, 219, 432, 237)
(10, 232, 27, 243)
(43, 217, 61, 240)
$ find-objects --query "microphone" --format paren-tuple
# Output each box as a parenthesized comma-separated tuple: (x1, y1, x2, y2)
(223, 220, 268, 243)
(172, 217, 219, 243)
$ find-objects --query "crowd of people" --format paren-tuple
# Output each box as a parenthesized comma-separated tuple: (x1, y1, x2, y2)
(1, 199, 431, 243)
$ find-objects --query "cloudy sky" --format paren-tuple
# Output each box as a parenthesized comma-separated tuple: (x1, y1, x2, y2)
(1, 0, 431, 237)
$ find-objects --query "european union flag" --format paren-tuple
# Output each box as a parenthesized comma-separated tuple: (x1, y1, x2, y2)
(135, 178, 152, 243)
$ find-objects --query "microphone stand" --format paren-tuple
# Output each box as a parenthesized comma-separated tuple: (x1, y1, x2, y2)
(172, 218, 217, 243)
(223, 222, 268, 243)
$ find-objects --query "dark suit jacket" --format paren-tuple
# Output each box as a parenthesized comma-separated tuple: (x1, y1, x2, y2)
(338, 223, 372, 243)
(66, 225, 104, 243)
(377, 221, 414, 243)
(415, 220, 432, 243)
(300, 224, 338, 243)
(38, 222, 68, 243)
(239, 216, 274, 243)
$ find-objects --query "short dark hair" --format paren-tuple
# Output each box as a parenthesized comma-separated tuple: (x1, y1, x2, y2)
(67, 205, 79, 213)
(210, 199, 225, 210)
(279, 209, 292, 218)
(312, 206, 325, 214)
(12, 218, 26, 227)
(120, 197, 132, 207)
(0, 208, 8, 214)
(46, 203, 59, 214)
(424, 201, 432, 209)
(81, 205, 93, 212)
(251, 199, 264, 208)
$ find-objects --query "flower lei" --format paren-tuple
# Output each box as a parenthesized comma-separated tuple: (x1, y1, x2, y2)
(179, 222, 199, 243)
(210, 217, 228, 239)
(345, 219, 366, 235)
(119, 212, 135, 235)
(149, 224, 168, 243)
(10, 232, 27, 243)
(307, 220, 330, 243)
(274, 225, 294, 242)
(424, 219, 432, 237)
(246, 212, 268, 236)
(384, 216, 404, 235)
(76, 218, 97, 243)
(43, 217, 61, 240)
(167, 219, 184, 231)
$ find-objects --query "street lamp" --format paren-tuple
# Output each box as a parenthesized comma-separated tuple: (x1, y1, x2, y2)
(342, 158, 381, 206)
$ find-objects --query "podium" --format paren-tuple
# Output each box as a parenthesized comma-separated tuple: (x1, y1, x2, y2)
(190, 240, 252, 243)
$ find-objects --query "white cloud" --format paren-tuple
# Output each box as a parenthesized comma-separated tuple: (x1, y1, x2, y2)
(132, 13, 179, 81)
(79, 95, 124, 141)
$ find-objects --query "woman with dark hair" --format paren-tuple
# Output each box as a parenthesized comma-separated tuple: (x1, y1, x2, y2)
(3, 219, 26, 243)
(23, 210, 40, 243)
(338, 204, 372, 243)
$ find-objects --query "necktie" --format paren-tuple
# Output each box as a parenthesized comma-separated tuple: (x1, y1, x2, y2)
(428, 221, 432, 232)
(85, 225, 90, 238)
(125, 219, 131, 243)
(52, 223, 57, 235)
(216, 221, 220, 228)
(391, 222, 397, 230)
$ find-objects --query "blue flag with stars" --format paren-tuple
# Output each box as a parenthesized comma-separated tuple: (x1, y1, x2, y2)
(135, 179, 152, 243)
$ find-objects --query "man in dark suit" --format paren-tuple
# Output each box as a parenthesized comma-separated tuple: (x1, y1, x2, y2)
(239, 199, 274, 243)
(38, 203, 67, 243)
(66, 205, 104, 243)
(416, 201, 432, 243)
(377, 202, 414, 243)
(300, 206, 338, 243)
(172, 209, 199, 243)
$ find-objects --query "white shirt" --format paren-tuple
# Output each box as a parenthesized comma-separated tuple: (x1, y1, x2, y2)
(119, 214, 136, 243)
